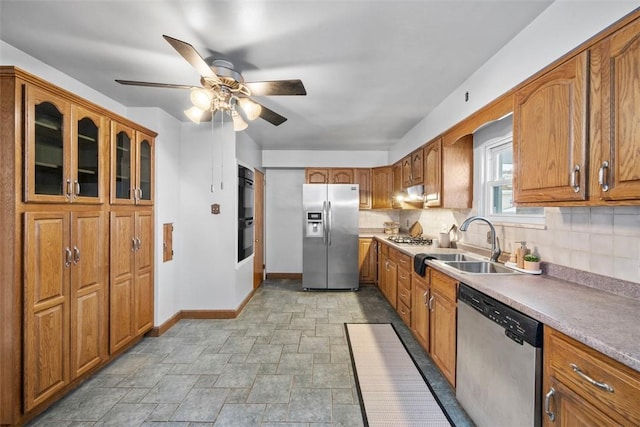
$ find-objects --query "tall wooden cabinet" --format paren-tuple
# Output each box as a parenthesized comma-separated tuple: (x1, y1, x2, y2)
(24, 211, 108, 411)
(110, 210, 154, 353)
(0, 67, 156, 426)
(423, 138, 442, 207)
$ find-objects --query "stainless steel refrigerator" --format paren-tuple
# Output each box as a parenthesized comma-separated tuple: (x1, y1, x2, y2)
(302, 184, 359, 290)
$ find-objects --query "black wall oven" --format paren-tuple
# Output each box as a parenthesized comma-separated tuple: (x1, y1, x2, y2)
(238, 165, 254, 262)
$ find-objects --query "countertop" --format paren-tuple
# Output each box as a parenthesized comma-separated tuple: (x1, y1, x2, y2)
(365, 233, 640, 373)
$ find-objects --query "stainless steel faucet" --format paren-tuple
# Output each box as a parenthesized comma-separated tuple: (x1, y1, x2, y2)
(459, 216, 501, 262)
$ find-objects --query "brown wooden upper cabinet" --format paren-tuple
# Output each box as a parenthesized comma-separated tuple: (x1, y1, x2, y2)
(24, 86, 107, 204)
(355, 168, 372, 209)
(372, 166, 393, 209)
(111, 122, 155, 205)
(402, 147, 424, 188)
(514, 52, 589, 204)
(305, 168, 329, 184)
(392, 161, 403, 209)
(330, 168, 354, 184)
(305, 168, 354, 184)
(424, 138, 442, 207)
(590, 16, 640, 202)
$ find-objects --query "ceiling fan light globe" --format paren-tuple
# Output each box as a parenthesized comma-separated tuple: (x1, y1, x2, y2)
(190, 88, 213, 110)
(184, 106, 204, 123)
(238, 98, 262, 121)
(231, 110, 248, 131)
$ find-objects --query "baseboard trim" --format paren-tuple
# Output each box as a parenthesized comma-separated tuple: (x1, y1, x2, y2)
(150, 288, 258, 337)
(266, 272, 302, 280)
(148, 311, 181, 337)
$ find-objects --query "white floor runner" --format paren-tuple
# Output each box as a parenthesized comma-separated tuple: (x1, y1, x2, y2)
(346, 323, 452, 427)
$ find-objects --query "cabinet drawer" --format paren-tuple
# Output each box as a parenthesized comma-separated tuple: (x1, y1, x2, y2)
(397, 300, 411, 326)
(397, 252, 411, 270)
(388, 247, 399, 262)
(546, 327, 640, 424)
(430, 268, 457, 302)
(397, 272, 411, 308)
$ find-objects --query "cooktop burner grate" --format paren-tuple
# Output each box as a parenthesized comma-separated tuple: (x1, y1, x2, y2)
(387, 235, 433, 245)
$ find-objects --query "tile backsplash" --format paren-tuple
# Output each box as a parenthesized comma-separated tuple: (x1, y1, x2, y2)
(399, 206, 640, 284)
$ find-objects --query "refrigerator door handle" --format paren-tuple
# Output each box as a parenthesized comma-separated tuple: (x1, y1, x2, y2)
(327, 201, 332, 245)
(322, 201, 327, 245)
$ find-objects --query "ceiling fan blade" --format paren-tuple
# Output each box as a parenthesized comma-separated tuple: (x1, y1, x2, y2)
(244, 80, 307, 96)
(255, 102, 288, 126)
(115, 79, 193, 89)
(162, 35, 222, 84)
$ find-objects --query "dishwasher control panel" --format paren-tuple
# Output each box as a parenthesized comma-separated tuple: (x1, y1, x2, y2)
(458, 283, 543, 347)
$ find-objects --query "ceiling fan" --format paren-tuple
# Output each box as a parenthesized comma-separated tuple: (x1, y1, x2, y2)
(116, 35, 306, 130)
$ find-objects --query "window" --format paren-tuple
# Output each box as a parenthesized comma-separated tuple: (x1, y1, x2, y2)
(481, 135, 544, 224)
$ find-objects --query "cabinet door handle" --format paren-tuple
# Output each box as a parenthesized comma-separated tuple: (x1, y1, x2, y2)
(136, 238, 142, 251)
(73, 246, 80, 264)
(64, 247, 72, 267)
(571, 164, 580, 193)
(65, 179, 72, 199)
(74, 180, 80, 198)
(422, 290, 428, 305)
(598, 161, 609, 192)
(544, 387, 556, 422)
(132, 238, 137, 252)
(138, 188, 143, 200)
(428, 295, 434, 311)
(570, 363, 614, 393)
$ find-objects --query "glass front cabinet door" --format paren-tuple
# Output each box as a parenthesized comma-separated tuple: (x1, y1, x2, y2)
(135, 132, 154, 205)
(25, 86, 71, 202)
(25, 85, 106, 204)
(110, 122, 154, 205)
(72, 106, 107, 203)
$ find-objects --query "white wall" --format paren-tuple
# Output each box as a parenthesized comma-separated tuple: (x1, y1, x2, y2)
(127, 107, 182, 326)
(263, 150, 388, 168)
(265, 169, 305, 273)
(389, 1, 639, 162)
(0, 40, 126, 115)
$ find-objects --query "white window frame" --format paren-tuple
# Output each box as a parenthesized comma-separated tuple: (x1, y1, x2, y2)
(479, 134, 545, 225)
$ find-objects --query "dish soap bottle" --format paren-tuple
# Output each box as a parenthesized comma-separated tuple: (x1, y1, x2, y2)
(515, 241, 529, 269)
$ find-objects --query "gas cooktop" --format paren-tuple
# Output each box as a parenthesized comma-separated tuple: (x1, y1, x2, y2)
(387, 235, 433, 246)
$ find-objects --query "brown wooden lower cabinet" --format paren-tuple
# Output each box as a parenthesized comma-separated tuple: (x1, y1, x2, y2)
(358, 238, 377, 284)
(543, 326, 640, 426)
(110, 209, 154, 354)
(428, 268, 457, 388)
(24, 210, 108, 411)
(411, 271, 429, 351)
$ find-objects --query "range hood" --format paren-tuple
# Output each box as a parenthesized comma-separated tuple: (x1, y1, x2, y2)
(399, 184, 424, 202)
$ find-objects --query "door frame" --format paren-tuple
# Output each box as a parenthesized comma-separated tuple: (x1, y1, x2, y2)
(253, 169, 265, 288)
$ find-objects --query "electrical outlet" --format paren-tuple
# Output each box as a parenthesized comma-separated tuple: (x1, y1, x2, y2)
(486, 231, 492, 244)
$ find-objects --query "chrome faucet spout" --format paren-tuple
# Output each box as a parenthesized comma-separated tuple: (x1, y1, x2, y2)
(459, 216, 502, 262)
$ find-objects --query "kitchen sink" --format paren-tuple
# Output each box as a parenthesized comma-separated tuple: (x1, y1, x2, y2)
(424, 253, 483, 262)
(443, 261, 519, 275)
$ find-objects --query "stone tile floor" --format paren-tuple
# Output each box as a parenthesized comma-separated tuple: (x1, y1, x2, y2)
(27, 280, 473, 426)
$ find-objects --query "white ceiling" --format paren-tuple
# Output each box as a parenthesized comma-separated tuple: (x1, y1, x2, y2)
(0, 0, 552, 151)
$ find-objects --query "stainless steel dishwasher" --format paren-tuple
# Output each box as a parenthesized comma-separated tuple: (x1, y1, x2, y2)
(456, 283, 543, 427)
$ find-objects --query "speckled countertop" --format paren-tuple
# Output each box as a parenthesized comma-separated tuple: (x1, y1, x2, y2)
(364, 233, 640, 373)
